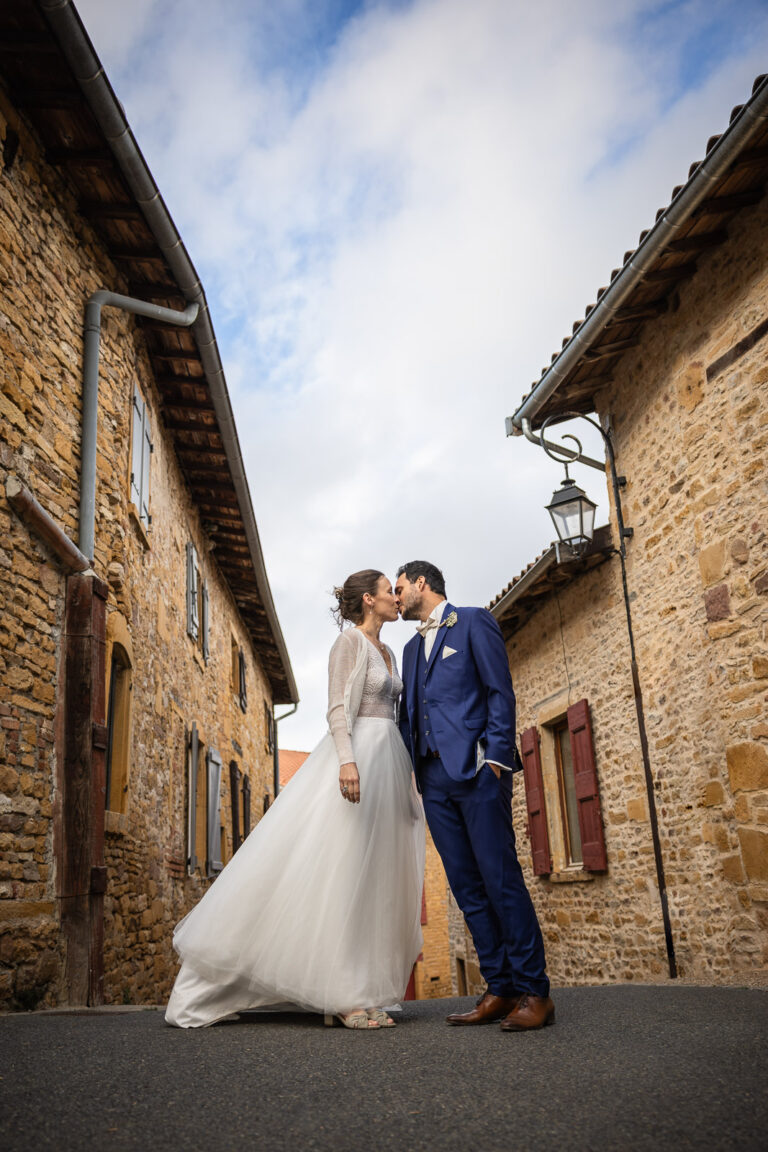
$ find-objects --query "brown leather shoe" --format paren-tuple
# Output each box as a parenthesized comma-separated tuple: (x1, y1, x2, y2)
(499, 994, 555, 1031)
(446, 991, 520, 1026)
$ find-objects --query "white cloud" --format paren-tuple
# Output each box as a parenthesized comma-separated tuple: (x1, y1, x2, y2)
(75, 0, 768, 749)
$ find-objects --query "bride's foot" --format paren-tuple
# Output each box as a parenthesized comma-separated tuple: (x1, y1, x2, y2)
(325, 1009, 379, 1029)
(366, 1007, 396, 1027)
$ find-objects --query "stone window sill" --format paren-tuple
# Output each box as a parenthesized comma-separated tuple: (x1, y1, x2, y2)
(128, 502, 151, 550)
(547, 869, 597, 884)
(105, 810, 129, 836)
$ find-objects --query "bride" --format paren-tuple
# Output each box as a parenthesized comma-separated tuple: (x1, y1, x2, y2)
(165, 569, 426, 1029)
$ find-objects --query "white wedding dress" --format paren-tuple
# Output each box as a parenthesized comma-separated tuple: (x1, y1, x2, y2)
(165, 628, 426, 1027)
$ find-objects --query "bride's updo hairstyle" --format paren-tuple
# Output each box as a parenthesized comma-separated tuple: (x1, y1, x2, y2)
(332, 569, 385, 629)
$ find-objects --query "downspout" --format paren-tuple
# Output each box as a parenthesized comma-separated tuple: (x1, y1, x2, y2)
(505, 73, 768, 435)
(80, 291, 198, 562)
(273, 703, 299, 797)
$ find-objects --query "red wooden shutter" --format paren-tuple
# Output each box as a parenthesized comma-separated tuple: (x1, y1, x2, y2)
(420, 886, 428, 925)
(567, 699, 607, 871)
(521, 726, 551, 875)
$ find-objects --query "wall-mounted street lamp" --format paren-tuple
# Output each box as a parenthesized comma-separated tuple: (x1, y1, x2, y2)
(545, 465, 597, 555)
(534, 412, 677, 981)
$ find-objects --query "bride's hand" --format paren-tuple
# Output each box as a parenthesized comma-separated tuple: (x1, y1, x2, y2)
(339, 763, 360, 804)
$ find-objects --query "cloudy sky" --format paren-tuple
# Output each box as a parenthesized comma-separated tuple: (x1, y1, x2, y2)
(76, 0, 768, 750)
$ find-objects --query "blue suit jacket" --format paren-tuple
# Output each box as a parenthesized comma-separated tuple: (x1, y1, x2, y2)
(399, 603, 517, 781)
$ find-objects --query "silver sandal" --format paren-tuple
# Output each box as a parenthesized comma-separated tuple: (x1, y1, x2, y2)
(366, 1008, 396, 1027)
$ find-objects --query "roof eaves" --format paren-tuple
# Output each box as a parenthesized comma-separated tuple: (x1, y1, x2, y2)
(508, 73, 768, 433)
(36, 0, 298, 703)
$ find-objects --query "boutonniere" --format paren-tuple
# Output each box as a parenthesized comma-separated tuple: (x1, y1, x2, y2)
(440, 611, 458, 629)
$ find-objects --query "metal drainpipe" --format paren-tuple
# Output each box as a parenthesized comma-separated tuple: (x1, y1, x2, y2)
(80, 291, 198, 562)
(273, 703, 299, 797)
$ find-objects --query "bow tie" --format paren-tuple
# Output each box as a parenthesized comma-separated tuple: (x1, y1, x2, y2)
(416, 618, 440, 637)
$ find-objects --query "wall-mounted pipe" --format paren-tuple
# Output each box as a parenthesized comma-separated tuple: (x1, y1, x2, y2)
(80, 290, 198, 562)
(273, 703, 299, 797)
(6, 474, 90, 573)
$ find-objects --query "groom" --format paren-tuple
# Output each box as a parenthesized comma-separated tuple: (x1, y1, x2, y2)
(395, 561, 553, 1031)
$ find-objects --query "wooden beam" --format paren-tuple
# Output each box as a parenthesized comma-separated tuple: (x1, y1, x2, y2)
(609, 300, 668, 324)
(162, 415, 217, 432)
(12, 88, 83, 108)
(733, 146, 768, 168)
(692, 190, 764, 216)
(664, 230, 728, 254)
(162, 397, 215, 412)
(127, 281, 186, 299)
(0, 34, 59, 53)
(582, 338, 638, 363)
(643, 264, 697, 283)
(46, 147, 113, 166)
(112, 249, 167, 262)
(80, 201, 143, 221)
(149, 350, 202, 363)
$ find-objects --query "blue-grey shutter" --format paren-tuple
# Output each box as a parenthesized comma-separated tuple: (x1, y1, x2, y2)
(141, 409, 152, 528)
(186, 544, 199, 640)
(201, 580, 210, 662)
(206, 748, 223, 876)
(130, 389, 143, 509)
(187, 722, 198, 876)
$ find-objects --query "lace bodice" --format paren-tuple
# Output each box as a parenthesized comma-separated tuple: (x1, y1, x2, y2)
(327, 629, 402, 765)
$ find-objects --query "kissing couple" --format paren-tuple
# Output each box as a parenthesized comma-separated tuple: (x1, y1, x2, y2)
(166, 562, 553, 1032)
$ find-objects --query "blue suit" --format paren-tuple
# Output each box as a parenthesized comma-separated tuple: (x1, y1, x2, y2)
(400, 604, 549, 999)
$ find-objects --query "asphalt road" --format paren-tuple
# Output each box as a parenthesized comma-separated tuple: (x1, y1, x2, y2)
(2, 986, 767, 1151)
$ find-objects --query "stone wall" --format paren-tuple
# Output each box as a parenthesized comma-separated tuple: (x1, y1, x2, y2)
(414, 829, 453, 999)
(592, 192, 768, 982)
(0, 85, 276, 1009)
(481, 193, 768, 989)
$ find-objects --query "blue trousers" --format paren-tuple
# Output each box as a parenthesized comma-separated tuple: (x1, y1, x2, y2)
(420, 758, 549, 999)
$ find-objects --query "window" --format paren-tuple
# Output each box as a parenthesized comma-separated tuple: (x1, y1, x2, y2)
(521, 699, 607, 876)
(130, 386, 153, 530)
(554, 721, 582, 867)
(186, 725, 224, 878)
(186, 544, 209, 661)
(105, 644, 132, 813)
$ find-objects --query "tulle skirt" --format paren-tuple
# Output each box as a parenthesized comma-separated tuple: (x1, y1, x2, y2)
(166, 718, 426, 1027)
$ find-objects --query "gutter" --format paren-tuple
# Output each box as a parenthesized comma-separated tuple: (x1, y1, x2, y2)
(506, 74, 768, 435)
(39, 0, 298, 704)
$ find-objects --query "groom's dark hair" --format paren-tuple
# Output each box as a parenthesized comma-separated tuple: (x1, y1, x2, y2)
(396, 561, 446, 598)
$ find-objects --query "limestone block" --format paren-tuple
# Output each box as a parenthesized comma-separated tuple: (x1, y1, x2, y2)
(676, 363, 705, 412)
(753, 655, 768, 679)
(702, 781, 724, 807)
(731, 537, 750, 565)
(727, 742, 768, 792)
(626, 797, 648, 821)
(737, 828, 768, 882)
(698, 540, 729, 587)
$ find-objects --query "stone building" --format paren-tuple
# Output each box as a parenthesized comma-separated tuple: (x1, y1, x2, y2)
(473, 75, 768, 990)
(0, 1, 297, 1010)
